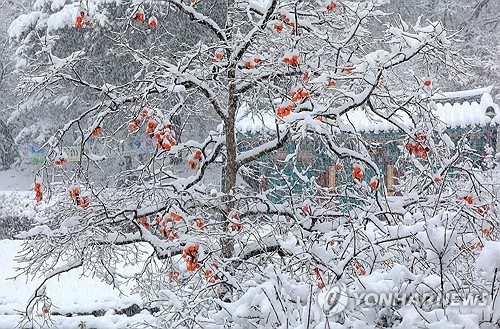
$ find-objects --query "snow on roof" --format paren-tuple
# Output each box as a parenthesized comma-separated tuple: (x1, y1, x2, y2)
(343, 109, 412, 133)
(432, 86, 493, 100)
(236, 87, 499, 134)
(432, 86, 499, 130)
(434, 99, 491, 128)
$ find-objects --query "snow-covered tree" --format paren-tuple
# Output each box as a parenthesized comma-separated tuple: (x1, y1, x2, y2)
(8, 0, 225, 146)
(10, 0, 500, 327)
(384, 0, 500, 98)
(0, 0, 29, 169)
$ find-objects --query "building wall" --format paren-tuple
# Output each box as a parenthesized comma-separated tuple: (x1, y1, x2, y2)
(243, 124, 498, 199)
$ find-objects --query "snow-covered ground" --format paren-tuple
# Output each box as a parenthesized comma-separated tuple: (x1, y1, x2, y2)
(0, 239, 157, 328)
(0, 166, 37, 192)
(0, 167, 161, 327)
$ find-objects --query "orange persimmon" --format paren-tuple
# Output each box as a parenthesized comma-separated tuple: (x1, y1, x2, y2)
(135, 11, 145, 23)
(148, 16, 157, 28)
(327, 2, 337, 10)
(92, 127, 102, 137)
(353, 167, 363, 180)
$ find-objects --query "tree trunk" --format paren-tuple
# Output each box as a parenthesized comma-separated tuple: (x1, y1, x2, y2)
(222, 64, 238, 260)
(220, 8, 238, 300)
(0, 119, 16, 170)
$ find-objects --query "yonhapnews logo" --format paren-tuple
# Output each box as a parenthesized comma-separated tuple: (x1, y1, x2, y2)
(318, 283, 349, 315)
(318, 283, 490, 316)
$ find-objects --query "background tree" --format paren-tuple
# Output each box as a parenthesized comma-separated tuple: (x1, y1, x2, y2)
(0, 0, 28, 169)
(9, 0, 500, 328)
(384, 0, 500, 99)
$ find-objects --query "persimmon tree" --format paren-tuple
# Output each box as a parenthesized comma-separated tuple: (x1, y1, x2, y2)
(11, 0, 500, 327)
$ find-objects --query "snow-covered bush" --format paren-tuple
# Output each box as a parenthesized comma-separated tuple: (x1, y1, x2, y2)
(0, 192, 38, 238)
(9, 0, 500, 327)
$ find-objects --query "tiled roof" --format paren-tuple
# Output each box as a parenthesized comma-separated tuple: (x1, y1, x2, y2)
(236, 86, 499, 133)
